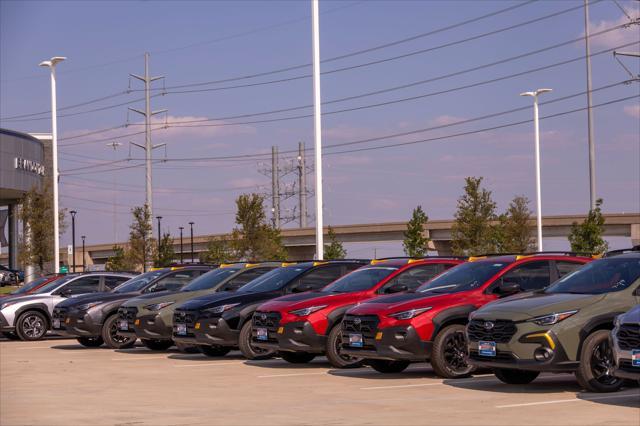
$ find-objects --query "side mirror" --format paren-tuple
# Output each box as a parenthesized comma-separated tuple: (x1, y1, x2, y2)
(494, 280, 521, 297)
(58, 289, 71, 297)
(385, 284, 408, 294)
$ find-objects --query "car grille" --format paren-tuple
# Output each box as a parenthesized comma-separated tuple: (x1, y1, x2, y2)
(616, 324, 640, 351)
(118, 306, 138, 326)
(341, 315, 379, 350)
(173, 310, 198, 337)
(467, 319, 517, 343)
(252, 311, 281, 344)
(53, 307, 68, 321)
(619, 359, 639, 373)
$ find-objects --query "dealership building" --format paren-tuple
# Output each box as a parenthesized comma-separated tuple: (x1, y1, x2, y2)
(0, 128, 52, 271)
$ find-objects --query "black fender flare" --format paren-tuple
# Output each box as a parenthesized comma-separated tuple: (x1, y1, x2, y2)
(235, 302, 265, 330)
(326, 304, 357, 333)
(430, 305, 477, 340)
(15, 303, 51, 327)
(576, 311, 624, 358)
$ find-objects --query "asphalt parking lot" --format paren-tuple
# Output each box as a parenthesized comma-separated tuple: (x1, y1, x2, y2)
(1, 338, 638, 426)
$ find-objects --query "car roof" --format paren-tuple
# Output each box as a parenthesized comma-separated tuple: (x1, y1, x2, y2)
(471, 253, 593, 263)
(369, 257, 464, 267)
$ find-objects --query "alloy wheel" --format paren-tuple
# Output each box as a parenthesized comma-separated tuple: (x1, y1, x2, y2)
(442, 331, 471, 374)
(22, 315, 45, 339)
(590, 339, 618, 385)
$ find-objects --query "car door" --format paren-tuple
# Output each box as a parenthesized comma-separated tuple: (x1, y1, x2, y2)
(49, 275, 102, 313)
(103, 275, 132, 292)
(496, 260, 553, 293)
(287, 264, 346, 293)
(377, 263, 448, 295)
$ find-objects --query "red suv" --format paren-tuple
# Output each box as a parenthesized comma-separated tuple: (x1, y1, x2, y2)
(252, 257, 465, 368)
(341, 254, 593, 378)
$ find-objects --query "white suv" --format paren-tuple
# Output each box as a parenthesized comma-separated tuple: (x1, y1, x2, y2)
(0, 272, 134, 341)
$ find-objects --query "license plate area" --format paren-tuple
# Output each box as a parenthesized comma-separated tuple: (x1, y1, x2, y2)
(349, 333, 363, 348)
(53, 319, 61, 329)
(632, 349, 640, 367)
(176, 323, 187, 336)
(256, 328, 268, 341)
(118, 320, 128, 331)
(478, 341, 496, 357)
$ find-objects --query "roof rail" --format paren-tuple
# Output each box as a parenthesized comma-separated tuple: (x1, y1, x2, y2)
(373, 256, 468, 261)
(473, 251, 594, 258)
(602, 245, 640, 258)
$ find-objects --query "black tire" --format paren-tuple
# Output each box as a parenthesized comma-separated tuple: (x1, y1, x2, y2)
(2, 332, 21, 340)
(325, 324, 363, 369)
(102, 315, 136, 349)
(198, 345, 231, 357)
(140, 338, 174, 351)
(280, 351, 316, 364)
(431, 324, 475, 379)
(77, 336, 104, 347)
(494, 368, 540, 384)
(238, 321, 274, 360)
(369, 359, 410, 373)
(575, 329, 623, 392)
(176, 342, 201, 354)
(15, 311, 48, 341)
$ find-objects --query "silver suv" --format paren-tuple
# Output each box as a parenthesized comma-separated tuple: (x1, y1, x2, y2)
(0, 272, 134, 341)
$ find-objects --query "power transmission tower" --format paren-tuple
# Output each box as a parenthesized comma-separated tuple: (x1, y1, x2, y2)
(128, 53, 166, 269)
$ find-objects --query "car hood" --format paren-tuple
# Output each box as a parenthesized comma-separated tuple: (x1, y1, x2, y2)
(120, 290, 181, 308)
(134, 289, 212, 309)
(0, 293, 51, 306)
(177, 290, 278, 311)
(258, 291, 365, 312)
(346, 291, 478, 316)
(474, 292, 605, 321)
(619, 304, 640, 325)
(56, 292, 140, 308)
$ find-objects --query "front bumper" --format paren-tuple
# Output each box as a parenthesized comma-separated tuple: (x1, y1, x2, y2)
(613, 346, 640, 381)
(116, 307, 138, 337)
(134, 313, 172, 341)
(341, 325, 432, 362)
(173, 315, 238, 348)
(0, 312, 14, 333)
(52, 308, 102, 337)
(252, 321, 326, 354)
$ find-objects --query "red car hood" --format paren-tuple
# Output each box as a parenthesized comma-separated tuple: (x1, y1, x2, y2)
(258, 291, 367, 313)
(347, 291, 478, 316)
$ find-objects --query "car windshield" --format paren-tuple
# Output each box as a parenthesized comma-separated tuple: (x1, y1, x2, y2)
(323, 267, 398, 293)
(34, 275, 78, 294)
(237, 267, 307, 293)
(11, 277, 51, 294)
(417, 261, 510, 294)
(546, 257, 640, 295)
(181, 268, 240, 291)
(113, 270, 165, 293)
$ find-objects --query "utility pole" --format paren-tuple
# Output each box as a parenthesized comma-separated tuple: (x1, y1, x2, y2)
(583, 0, 596, 210)
(298, 142, 308, 228)
(189, 222, 194, 263)
(311, 0, 324, 259)
(156, 216, 162, 254)
(271, 146, 281, 228)
(179, 226, 184, 264)
(129, 52, 166, 269)
(70, 210, 77, 273)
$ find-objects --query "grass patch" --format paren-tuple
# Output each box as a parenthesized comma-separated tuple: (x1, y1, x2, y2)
(0, 286, 18, 294)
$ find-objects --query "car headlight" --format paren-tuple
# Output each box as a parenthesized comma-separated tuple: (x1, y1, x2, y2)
(528, 310, 578, 326)
(0, 301, 17, 310)
(206, 303, 240, 314)
(388, 307, 432, 320)
(289, 305, 327, 317)
(144, 302, 174, 311)
(77, 301, 102, 311)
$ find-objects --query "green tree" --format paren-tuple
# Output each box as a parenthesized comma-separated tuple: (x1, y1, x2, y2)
(402, 205, 431, 257)
(154, 232, 175, 267)
(230, 194, 287, 261)
(105, 245, 134, 271)
(200, 237, 235, 264)
(128, 205, 154, 271)
(568, 198, 609, 254)
(324, 226, 347, 260)
(451, 177, 498, 256)
(496, 196, 534, 253)
(18, 184, 66, 273)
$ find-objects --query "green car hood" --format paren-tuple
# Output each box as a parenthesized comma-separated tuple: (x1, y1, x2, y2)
(475, 292, 605, 321)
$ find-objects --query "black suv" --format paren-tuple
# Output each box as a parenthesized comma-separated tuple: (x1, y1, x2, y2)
(173, 261, 368, 359)
(53, 266, 211, 348)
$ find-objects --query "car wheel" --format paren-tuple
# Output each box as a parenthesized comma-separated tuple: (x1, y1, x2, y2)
(77, 336, 104, 347)
(431, 324, 475, 379)
(176, 342, 200, 354)
(102, 315, 136, 349)
(2, 332, 21, 340)
(198, 345, 231, 357)
(325, 324, 363, 368)
(493, 368, 540, 384)
(16, 311, 48, 341)
(280, 351, 316, 364)
(140, 338, 174, 351)
(575, 329, 623, 393)
(369, 359, 410, 373)
(239, 321, 274, 360)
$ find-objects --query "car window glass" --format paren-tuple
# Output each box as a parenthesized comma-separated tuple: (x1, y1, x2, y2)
(500, 261, 550, 291)
(290, 265, 344, 292)
(547, 257, 640, 294)
(237, 267, 307, 293)
(323, 267, 398, 293)
(556, 261, 584, 279)
(417, 261, 510, 294)
(104, 276, 130, 290)
(145, 270, 200, 293)
(11, 277, 50, 294)
(379, 264, 443, 293)
(220, 268, 275, 292)
(35, 275, 77, 294)
(181, 268, 240, 292)
(61, 276, 101, 295)
(113, 270, 166, 293)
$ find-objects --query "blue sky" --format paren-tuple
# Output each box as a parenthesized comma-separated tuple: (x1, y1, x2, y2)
(1, 0, 638, 255)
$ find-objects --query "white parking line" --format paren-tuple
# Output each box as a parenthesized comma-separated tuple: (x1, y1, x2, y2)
(496, 393, 640, 408)
(110, 356, 168, 361)
(174, 362, 245, 368)
(360, 376, 499, 390)
(258, 372, 328, 378)
(15, 346, 56, 350)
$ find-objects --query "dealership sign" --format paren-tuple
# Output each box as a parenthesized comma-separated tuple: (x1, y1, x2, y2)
(14, 157, 45, 176)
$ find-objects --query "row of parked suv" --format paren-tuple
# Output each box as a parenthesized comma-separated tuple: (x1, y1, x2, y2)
(1, 248, 638, 393)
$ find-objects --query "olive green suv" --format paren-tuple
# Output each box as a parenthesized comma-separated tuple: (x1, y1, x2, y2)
(466, 250, 640, 392)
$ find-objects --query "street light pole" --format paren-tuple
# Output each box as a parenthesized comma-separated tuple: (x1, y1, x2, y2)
(188, 222, 194, 263)
(39, 56, 66, 273)
(156, 216, 162, 254)
(70, 210, 77, 273)
(520, 88, 553, 252)
(311, 0, 324, 260)
(179, 226, 184, 264)
(81, 235, 86, 271)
